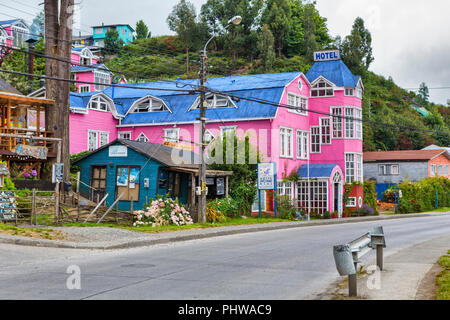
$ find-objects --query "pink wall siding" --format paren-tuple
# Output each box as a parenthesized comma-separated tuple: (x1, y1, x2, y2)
(69, 109, 118, 154)
(74, 72, 95, 92)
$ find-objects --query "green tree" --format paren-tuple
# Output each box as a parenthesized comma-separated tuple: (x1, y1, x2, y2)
(262, 0, 291, 57)
(104, 29, 124, 54)
(341, 17, 374, 76)
(200, 0, 263, 61)
(208, 133, 259, 215)
(418, 82, 430, 104)
(257, 24, 276, 71)
(167, 0, 201, 73)
(135, 20, 151, 40)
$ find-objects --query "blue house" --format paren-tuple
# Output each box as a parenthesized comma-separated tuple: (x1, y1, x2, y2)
(73, 139, 232, 213)
(92, 24, 134, 47)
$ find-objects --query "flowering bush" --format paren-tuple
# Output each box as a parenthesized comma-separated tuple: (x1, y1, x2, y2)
(132, 197, 193, 227)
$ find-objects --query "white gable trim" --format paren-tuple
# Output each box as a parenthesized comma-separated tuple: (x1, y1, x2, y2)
(126, 95, 172, 115)
(310, 76, 336, 88)
(188, 93, 238, 111)
(87, 93, 121, 119)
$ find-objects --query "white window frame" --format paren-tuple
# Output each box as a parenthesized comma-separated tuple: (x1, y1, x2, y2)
(131, 96, 170, 113)
(164, 128, 180, 143)
(331, 107, 343, 139)
(287, 92, 308, 116)
(297, 179, 329, 214)
(136, 132, 149, 142)
(310, 126, 321, 154)
(12, 25, 28, 48)
(78, 85, 90, 93)
(444, 165, 449, 176)
(190, 93, 237, 110)
(438, 165, 443, 176)
(355, 108, 362, 140)
(310, 78, 334, 98)
(430, 164, 436, 176)
(89, 95, 110, 112)
(345, 153, 355, 183)
(344, 88, 354, 96)
(296, 130, 309, 160)
(320, 117, 331, 145)
(345, 107, 355, 138)
(118, 131, 132, 140)
(277, 180, 294, 201)
(87, 130, 109, 151)
(346, 197, 357, 207)
(204, 129, 215, 145)
(279, 127, 293, 158)
(94, 71, 110, 91)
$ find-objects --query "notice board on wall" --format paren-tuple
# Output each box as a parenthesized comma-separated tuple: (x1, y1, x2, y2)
(0, 191, 17, 220)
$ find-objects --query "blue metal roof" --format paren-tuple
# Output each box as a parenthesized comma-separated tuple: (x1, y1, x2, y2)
(297, 164, 338, 178)
(69, 72, 303, 123)
(71, 63, 109, 73)
(0, 19, 20, 26)
(306, 60, 360, 87)
(70, 92, 97, 109)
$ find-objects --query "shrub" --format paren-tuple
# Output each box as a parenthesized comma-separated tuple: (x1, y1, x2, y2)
(364, 180, 379, 215)
(207, 197, 239, 218)
(355, 204, 375, 216)
(206, 199, 230, 223)
(397, 177, 450, 213)
(133, 197, 193, 227)
(276, 196, 297, 220)
(322, 211, 331, 219)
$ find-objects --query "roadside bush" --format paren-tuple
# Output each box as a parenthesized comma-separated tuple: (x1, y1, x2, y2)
(133, 197, 193, 227)
(398, 177, 450, 213)
(363, 180, 379, 215)
(355, 204, 375, 216)
(207, 197, 239, 218)
(322, 211, 331, 219)
(383, 188, 397, 203)
(276, 196, 297, 220)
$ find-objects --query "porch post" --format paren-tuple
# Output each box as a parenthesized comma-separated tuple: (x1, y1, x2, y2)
(225, 175, 229, 198)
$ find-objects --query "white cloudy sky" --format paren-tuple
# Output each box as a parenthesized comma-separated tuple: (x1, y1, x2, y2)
(2, 0, 450, 105)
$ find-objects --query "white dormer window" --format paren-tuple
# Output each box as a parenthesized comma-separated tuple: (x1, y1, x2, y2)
(89, 95, 110, 111)
(132, 97, 169, 113)
(311, 79, 334, 97)
(344, 88, 354, 96)
(136, 133, 149, 142)
(190, 93, 236, 110)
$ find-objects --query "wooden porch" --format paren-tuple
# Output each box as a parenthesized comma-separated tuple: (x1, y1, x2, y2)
(0, 92, 55, 176)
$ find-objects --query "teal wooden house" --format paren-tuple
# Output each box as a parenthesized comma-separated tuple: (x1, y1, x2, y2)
(92, 24, 135, 47)
(73, 139, 232, 212)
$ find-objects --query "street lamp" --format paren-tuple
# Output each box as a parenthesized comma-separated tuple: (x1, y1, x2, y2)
(197, 16, 242, 223)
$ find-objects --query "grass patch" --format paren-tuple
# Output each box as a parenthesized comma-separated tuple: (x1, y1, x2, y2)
(436, 250, 450, 300)
(0, 223, 64, 240)
(36, 216, 289, 233)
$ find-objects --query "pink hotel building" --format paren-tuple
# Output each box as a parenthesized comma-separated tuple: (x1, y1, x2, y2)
(31, 49, 364, 217)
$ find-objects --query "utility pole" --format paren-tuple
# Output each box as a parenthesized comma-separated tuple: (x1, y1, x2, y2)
(198, 51, 207, 223)
(44, 0, 74, 181)
(197, 16, 241, 223)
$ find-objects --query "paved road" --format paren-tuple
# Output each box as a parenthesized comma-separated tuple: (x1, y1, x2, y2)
(1, 214, 449, 300)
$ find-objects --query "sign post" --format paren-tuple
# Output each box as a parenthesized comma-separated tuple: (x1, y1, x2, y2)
(257, 162, 277, 219)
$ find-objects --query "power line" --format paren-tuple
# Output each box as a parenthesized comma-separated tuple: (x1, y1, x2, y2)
(0, 44, 198, 87)
(0, 68, 199, 93)
(204, 88, 450, 137)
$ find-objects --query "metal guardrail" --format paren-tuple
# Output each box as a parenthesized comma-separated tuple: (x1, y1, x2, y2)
(333, 226, 386, 297)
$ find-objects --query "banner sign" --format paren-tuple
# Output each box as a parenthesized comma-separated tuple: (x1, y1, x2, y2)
(0, 191, 17, 221)
(314, 50, 340, 62)
(12, 144, 48, 159)
(109, 145, 128, 157)
(163, 141, 194, 151)
(257, 162, 276, 190)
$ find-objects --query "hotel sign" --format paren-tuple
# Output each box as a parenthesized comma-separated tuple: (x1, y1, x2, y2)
(257, 162, 276, 190)
(314, 50, 340, 62)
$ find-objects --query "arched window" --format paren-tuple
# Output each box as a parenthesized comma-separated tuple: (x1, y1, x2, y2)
(89, 95, 110, 112)
(311, 79, 334, 97)
(80, 48, 94, 65)
(190, 93, 236, 110)
(132, 96, 169, 113)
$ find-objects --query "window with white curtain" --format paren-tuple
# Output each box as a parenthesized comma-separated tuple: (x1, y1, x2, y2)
(164, 128, 179, 143)
(280, 127, 293, 158)
(94, 71, 111, 91)
(296, 130, 308, 159)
